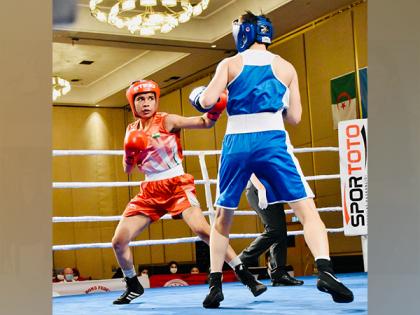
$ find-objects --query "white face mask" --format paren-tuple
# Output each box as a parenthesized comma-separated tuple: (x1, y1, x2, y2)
(57, 274, 64, 281)
(170, 267, 178, 274)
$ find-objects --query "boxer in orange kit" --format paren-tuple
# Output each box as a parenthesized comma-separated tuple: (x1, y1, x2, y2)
(111, 80, 267, 305)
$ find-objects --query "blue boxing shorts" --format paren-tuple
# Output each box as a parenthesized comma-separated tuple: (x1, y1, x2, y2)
(215, 130, 314, 209)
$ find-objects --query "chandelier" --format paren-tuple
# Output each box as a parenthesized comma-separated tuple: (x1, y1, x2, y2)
(89, 0, 210, 36)
(52, 76, 71, 101)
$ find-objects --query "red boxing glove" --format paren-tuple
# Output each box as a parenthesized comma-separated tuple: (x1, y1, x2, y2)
(124, 129, 148, 165)
(206, 90, 228, 121)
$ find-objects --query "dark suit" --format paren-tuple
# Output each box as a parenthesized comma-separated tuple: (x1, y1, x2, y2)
(239, 181, 288, 272)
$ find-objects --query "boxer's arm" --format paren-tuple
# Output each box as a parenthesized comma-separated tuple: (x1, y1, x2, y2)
(199, 59, 229, 109)
(123, 154, 136, 174)
(164, 113, 215, 132)
(284, 67, 302, 125)
(123, 127, 135, 174)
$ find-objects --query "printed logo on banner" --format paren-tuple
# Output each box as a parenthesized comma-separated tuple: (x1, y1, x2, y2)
(164, 279, 189, 287)
(338, 119, 368, 236)
(85, 285, 111, 294)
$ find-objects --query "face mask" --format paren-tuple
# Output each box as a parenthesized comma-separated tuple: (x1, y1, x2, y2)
(64, 274, 74, 281)
(170, 267, 177, 274)
(57, 274, 64, 281)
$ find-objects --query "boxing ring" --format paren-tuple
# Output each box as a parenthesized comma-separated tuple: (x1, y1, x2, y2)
(52, 146, 368, 315)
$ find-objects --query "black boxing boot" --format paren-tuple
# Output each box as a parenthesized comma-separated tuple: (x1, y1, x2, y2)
(113, 276, 144, 304)
(234, 264, 267, 297)
(316, 259, 354, 303)
(203, 272, 224, 308)
(271, 269, 304, 286)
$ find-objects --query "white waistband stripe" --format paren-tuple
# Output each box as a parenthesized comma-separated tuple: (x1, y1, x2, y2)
(145, 164, 185, 181)
(226, 111, 285, 134)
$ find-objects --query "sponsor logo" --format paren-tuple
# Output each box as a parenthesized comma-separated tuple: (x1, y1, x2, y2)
(134, 83, 156, 92)
(342, 123, 368, 230)
(84, 285, 111, 294)
(260, 25, 269, 34)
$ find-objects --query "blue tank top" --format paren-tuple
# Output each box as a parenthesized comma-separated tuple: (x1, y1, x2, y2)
(227, 50, 289, 116)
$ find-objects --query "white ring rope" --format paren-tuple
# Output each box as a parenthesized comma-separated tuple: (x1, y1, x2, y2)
(52, 228, 345, 251)
(52, 147, 338, 157)
(53, 175, 338, 189)
(53, 207, 343, 223)
(52, 147, 346, 251)
(52, 180, 217, 189)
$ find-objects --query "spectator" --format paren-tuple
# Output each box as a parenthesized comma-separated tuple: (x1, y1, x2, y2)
(72, 267, 90, 281)
(168, 261, 179, 274)
(63, 267, 76, 282)
(190, 266, 200, 274)
(139, 267, 149, 277)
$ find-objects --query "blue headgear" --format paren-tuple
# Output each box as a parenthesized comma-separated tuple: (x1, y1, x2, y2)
(232, 16, 273, 52)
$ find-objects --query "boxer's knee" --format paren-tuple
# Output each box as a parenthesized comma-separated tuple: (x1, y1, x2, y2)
(112, 234, 129, 252)
(214, 208, 233, 235)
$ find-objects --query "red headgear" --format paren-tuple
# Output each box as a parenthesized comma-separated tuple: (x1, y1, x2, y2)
(126, 80, 161, 118)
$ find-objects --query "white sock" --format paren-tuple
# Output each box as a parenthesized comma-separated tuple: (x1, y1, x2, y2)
(228, 256, 242, 269)
(122, 266, 137, 278)
(315, 256, 330, 261)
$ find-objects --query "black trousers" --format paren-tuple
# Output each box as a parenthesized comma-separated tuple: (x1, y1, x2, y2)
(239, 182, 288, 272)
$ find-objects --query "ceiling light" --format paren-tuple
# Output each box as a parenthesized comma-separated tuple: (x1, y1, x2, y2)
(161, 0, 177, 7)
(52, 76, 71, 101)
(192, 4, 203, 16)
(140, 0, 157, 6)
(89, 0, 210, 36)
(121, 0, 135, 11)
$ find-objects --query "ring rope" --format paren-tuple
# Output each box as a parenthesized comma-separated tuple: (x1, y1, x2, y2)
(52, 207, 343, 223)
(52, 147, 339, 157)
(52, 147, 345, 252)
(52, 228, 345, 251)
(53, 175, 339, 189)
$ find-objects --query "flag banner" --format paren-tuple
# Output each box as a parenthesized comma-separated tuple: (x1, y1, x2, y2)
(330, 68, 368, 129)
(338, 119, 368, 236)
(331, 72, 357, 129)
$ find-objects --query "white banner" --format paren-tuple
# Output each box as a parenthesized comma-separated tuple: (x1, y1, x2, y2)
(338, 119, 368, 236)
(53, 276, 150, 297)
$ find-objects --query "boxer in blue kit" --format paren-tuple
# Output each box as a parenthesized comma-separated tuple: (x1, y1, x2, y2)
(189, 10, 354, 308)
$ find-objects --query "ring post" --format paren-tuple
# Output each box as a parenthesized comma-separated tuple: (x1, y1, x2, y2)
(338, 119, 368, 272)
(198, 152, 215, 225)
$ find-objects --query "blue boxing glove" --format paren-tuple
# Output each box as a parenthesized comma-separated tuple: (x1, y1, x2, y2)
(189, 86, 210, 113)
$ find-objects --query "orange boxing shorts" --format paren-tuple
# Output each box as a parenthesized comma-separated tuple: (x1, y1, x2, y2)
(123, 173, 200, 221)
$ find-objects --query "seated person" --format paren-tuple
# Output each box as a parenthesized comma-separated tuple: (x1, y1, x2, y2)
(190, 266, 200, 274)
(168, 261, 179, 274)
(63, 267, 76, 282)
(139, 267, 150, 277)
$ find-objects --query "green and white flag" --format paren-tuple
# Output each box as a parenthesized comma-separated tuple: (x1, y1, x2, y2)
(330, 72, 357, 129)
